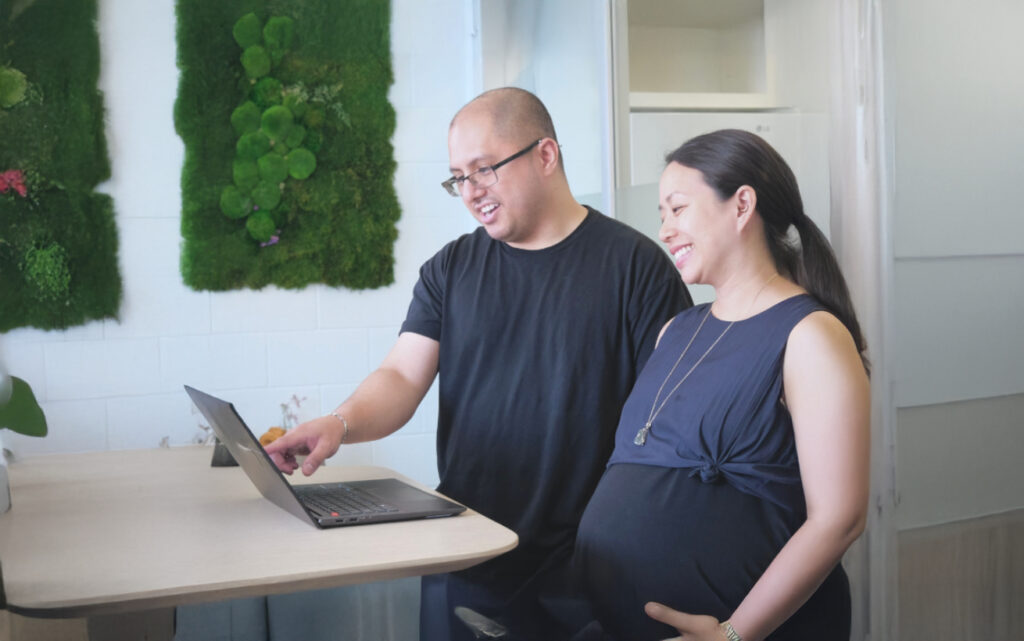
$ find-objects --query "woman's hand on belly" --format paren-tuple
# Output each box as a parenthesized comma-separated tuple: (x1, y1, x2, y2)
(644, 602, 727, 641)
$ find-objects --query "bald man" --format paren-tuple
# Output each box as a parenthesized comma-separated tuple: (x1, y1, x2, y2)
(267, 88, 691, 640)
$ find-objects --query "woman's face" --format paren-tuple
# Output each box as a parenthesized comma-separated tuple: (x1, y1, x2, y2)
(658, 162, 738, 286)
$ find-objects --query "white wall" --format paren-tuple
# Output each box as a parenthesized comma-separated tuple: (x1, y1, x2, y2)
(0, 0, 482, 490)
(479, 0, 612, 205)
(886, 0, 1024, 529)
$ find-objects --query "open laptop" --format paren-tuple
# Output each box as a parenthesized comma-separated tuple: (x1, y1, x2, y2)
(185, 385, 465, 528)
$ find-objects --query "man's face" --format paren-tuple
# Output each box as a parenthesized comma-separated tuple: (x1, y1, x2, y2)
(447, 109, 544, 247)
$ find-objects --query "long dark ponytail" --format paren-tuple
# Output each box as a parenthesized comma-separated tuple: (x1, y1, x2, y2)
(665, 129, 869, 371)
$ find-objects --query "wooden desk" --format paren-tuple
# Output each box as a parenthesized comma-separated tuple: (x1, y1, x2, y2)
(0, 446, 516, 622)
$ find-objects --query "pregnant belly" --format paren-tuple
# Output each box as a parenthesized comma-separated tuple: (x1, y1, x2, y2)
(575, 463, 793, 641)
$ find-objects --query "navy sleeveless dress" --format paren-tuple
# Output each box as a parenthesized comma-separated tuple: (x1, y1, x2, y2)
(574, 295, 850, 641)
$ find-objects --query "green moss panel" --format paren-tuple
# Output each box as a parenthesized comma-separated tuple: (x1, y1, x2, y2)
(0, 0, 123, 331)
(175, 0, 400, 291)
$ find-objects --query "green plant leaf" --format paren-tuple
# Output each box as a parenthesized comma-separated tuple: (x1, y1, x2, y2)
(232, 158, 259, 191)
(257, 153, 288, 183)
(283, 93, 308, 118)
(304, 128, 323, 153)
(0, 67, 29, 108)
(23, 244, 71, 302)
(232, 12, 262, 49)
(230, 101, 261, 135)
(252, 77, 283, 109)
(263, 16, 295, 51)
(219, 185, 252, 219)
(241, 46, 271, 79)
(0, 377, 47, 437)
(286, 148, 317, 180)
(303, 107, 324, 128)
(260, 105, 293, 142)
(284, 124, 306, 148)
(252, 180, 282, 210)
(236, 130, 271, 159)
(246, 210, 277, 242)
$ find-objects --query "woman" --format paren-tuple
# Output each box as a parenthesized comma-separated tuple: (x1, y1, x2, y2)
(574, 129, 870, 641)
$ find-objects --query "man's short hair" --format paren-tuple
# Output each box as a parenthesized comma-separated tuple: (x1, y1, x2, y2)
(452, 87, 561, 167)
(452, 86, 557, 142)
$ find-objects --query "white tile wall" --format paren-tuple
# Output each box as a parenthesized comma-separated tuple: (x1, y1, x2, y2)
(411, 380, 441, 436)
(210, 288, 319, 334)
(388, 53, 415, 108)
(0, 341, 47, 400)
(392, 107, 457, 164)
(44, 338, 163, 400)
(373, 431, 441, 488)
(104, 274, 213, 339)
(317, 284, 416, 331)
(96, 0, 183, 223)
(159, 333, 269, 392)
(0, 0, 477, 489)
(224, 385, 323, 436)
(367, 326, 402, 370)
(4, 399, 109, 456)
(115, 218, 186, 279)
(107, 392, 202, 450)
(398, 161, 469, 224)
(266, 330, 370, 387)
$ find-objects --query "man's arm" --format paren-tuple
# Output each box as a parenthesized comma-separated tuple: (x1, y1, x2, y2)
(265, 331, 440, 475)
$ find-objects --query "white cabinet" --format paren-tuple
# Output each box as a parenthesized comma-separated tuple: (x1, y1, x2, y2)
(627, 0, 771, 111)
(611, 1, 835, 246)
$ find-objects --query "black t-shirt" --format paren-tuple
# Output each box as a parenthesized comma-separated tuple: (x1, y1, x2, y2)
(401, 207, 691, 584)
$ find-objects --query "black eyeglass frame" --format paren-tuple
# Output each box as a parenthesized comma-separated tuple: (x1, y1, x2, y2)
(441, 139, 543, 197)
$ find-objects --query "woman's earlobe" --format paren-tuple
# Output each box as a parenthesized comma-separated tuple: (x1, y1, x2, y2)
(736, 186, 757, 218)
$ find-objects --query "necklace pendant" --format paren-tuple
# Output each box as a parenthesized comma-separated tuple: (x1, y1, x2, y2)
(634, 423, 651, 446)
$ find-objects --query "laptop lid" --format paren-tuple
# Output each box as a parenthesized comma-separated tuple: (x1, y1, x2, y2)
(184, 385, 465, 527)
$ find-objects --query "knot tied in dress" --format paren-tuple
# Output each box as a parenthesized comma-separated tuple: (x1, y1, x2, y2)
(691, 462, 722, 484)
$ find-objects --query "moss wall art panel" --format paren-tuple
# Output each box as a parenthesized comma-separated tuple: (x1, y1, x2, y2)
(175, 0, 400, 291)
(0, 0, 122, 332)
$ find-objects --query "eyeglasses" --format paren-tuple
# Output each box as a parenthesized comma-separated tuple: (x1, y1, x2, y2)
(441, 139, 542, 197)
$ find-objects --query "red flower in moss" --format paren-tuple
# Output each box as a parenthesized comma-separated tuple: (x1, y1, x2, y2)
(0, 170, 27, 197)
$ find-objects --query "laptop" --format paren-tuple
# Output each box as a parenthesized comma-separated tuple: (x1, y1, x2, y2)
(184, 385, 466, 528)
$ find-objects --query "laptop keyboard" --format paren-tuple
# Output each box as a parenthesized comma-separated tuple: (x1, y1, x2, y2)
(299, 484, 399, 517)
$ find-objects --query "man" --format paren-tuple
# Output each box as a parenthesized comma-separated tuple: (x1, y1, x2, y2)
(266, 87, 691, 640)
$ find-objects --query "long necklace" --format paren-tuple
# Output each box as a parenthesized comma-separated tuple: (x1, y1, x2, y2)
(634, 272, 779, 446)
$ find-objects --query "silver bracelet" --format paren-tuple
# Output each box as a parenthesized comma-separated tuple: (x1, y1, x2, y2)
(329, 411, 349, 444)
(720, 621, 743, 641)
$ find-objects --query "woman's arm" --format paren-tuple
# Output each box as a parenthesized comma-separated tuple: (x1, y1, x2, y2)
(727, 311, 870, 640)
(648, 311, 870, 641)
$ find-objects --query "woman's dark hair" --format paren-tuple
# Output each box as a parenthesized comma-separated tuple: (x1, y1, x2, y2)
(666, 129, 869, 371)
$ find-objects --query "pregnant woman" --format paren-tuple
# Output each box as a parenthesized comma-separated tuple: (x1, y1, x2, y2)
(575, 129, 870, 641)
